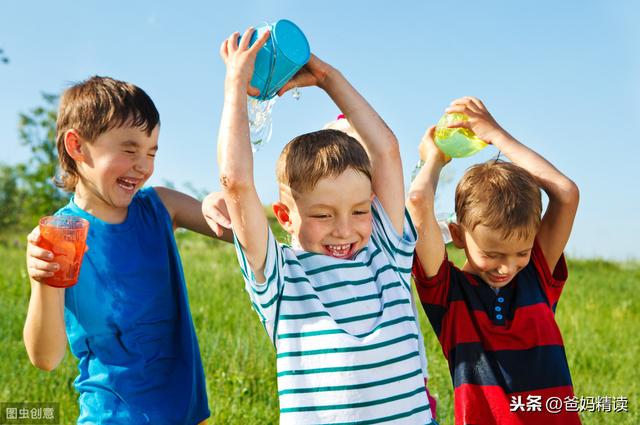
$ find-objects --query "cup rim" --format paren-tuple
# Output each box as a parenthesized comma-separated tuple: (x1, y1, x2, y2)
(39, 215, 90, 230)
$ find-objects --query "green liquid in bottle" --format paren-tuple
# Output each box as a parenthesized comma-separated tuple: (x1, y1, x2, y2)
(435, 113, 488, 158)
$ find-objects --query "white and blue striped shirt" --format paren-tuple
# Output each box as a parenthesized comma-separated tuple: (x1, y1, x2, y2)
(234, 198, 435, 424)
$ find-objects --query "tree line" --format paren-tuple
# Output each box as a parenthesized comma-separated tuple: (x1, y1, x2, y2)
(1, 94, 68, 229)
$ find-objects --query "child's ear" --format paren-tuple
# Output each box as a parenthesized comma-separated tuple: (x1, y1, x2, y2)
(272, 202, 294, 234)
(64, 129, 86, 162)
(449, 222, 466, 249)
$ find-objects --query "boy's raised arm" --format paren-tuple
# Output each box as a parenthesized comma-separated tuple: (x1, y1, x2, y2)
(215, 28, 272, 281)
(447, 97, 579, 270)
(278, 56, 405, 235)
(407, 126, 450, 277)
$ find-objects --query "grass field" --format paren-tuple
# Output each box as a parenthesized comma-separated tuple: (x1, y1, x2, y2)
(1, 226, 638, 424)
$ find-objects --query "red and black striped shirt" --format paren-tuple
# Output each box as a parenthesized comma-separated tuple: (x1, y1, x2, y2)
(413, 240, 581, 425)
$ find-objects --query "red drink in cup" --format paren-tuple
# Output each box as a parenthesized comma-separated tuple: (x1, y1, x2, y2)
(38, 216, 89, 288)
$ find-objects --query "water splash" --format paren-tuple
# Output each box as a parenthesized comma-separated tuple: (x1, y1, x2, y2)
(411, 159, 425, 181)
(436, 212, 455, 244)
(248, 96, 277, 152)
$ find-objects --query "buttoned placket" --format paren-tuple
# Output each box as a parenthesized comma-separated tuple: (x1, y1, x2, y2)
(493, 294, 506, 324)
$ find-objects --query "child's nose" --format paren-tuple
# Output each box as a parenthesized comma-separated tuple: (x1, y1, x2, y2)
(332, 217, 352, 239)
(134, 156, 153, 175)
(497, 261, 517, 275)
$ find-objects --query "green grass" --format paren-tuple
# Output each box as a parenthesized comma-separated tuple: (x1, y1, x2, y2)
(1, 229, 638, 424)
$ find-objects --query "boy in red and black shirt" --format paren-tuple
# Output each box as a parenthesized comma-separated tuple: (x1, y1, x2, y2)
(407, 97, 581, 425)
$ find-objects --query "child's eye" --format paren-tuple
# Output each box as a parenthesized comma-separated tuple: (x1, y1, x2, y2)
(310, 214, 330, 219)
(353, 210, 370, 216)
(148, 153, 156, 158)
(124, 150, 136, 154)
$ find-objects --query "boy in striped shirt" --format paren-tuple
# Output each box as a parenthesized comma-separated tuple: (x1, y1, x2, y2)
(408, 97, 581, 424)
(211, 28, 436, 424)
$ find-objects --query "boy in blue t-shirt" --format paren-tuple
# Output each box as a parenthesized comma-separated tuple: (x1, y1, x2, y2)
(24, 76, 231, 424)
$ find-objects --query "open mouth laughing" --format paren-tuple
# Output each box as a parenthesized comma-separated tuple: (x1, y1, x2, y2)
(323, 243, 356, 259)
(116, 177, 141, 193)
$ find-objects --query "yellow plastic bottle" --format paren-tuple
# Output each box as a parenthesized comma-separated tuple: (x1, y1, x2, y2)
(435, 113, 488, 158)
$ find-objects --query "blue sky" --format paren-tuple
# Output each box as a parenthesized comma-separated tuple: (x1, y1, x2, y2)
(1, 1, 638, 260)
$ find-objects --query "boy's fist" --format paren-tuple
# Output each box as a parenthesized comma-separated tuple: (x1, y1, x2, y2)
(202, 192, 232, 238)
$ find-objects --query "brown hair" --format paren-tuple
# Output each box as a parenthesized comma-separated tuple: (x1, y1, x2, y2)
(55, 76, 160, 191)
(276, 129, 372, 195)
(455, 160, 542, 240)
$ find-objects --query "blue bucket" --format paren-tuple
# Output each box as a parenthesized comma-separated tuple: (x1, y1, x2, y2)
(247, 19, 310, 100)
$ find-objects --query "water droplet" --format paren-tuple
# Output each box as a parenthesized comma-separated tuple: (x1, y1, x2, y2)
(291, 87, 301, 101)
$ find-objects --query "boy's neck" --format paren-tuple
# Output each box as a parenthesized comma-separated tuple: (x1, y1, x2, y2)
(74, 182, 129, 224)
(461, 260, 474, 275)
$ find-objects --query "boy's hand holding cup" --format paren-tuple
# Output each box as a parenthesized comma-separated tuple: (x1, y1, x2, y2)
(220, 28, 272, 97)
(444, 96, 509, 146)
(420, 125, 451, 166)
(276, 54, 333, 96)
(27, 216, 89, 288)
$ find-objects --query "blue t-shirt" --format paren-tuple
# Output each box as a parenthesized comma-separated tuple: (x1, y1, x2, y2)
(57, 187, 209, 425)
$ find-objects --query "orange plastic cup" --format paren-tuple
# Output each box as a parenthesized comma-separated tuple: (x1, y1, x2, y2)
(38, 216, 89, 288)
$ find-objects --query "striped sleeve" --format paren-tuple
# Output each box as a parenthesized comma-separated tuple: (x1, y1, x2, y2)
(370, 197, 417, 270)
(413, 253, 453, 340)
(530, 238, 568, 309)
(412, 253, 452, 308)
(233, 226, 283, 346)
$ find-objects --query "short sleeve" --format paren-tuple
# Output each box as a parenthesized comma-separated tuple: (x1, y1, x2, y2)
(412, 253, 451, 308)
(412, 253, 456, 340)
(370, 197, 417, 270)
(530, 239, 568, 308)
(233, 226, 283, 346)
